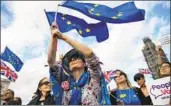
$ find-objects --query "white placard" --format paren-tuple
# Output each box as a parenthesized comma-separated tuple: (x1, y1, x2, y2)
(146, 76, 170, 105)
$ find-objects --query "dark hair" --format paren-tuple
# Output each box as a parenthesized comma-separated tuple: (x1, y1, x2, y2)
(114, 70, 132, 88)
(160, 62, 171, 67)
(14, 97, 22, 105)
(34, 77, 50, 97)
(6, 89, 14, 97)
(62, 49, 87, 75)
(68, 52, 85, 64)
(134, 73, 144, 81)
(158, 62, 171, 78)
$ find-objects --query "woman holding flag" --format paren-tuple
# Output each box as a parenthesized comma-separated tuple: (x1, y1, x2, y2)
(47, 21, 110, 105)
(109, 70, 145, 105)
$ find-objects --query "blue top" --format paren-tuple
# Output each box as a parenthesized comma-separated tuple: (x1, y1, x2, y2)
(116, 88, 141, 105)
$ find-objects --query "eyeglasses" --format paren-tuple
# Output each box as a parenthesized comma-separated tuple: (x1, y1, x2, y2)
(40, 81, 50, 86)
(114, 73, 124, 79)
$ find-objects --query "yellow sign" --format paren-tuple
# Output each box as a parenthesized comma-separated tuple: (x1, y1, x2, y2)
(120, 94, 126, 98)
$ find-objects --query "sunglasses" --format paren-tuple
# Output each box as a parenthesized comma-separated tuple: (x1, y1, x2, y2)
(135, 77, 142, 82)
(40, 81, 50, 86)
(3, 92, 10, 96)
(114, 73, 124, 79)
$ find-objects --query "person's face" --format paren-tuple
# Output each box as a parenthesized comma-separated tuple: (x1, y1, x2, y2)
(114, 71, 126, 84)
(69, 57, 85, 71)
(160, 63, 170, 76)
(39, 78, 51, 93)
(2, 90, 13, 100)
(136, 77, 145, 87)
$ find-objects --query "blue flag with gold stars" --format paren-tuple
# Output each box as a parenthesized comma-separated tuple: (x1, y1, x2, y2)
(1, 47, 23, 72)
(45, 11, 109, 42)
(60, 1, 145, 23)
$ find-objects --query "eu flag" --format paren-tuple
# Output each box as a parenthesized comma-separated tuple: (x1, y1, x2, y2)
(60, 1, 145, 23)
(45, 11, 56, 26)
(1, 47, 23, 72)
(45, 11, 109, 42)
(49, 62, 69, 105)
(49, 69, 63, 105)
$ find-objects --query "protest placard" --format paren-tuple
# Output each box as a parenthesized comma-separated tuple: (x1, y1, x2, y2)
(146, 77, 170, 105)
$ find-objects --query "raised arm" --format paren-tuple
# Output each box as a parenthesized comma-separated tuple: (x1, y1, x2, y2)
(47, 22, 59, 66)
(61, 35, 93, 58)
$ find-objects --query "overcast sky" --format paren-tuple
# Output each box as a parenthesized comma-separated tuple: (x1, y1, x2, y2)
(1, 1, 170, 104)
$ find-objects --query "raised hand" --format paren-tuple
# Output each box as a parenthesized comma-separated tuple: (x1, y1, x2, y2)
(50, 21, 63, 39)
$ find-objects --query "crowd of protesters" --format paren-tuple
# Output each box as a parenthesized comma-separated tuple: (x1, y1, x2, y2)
(1, 21, 170, 105)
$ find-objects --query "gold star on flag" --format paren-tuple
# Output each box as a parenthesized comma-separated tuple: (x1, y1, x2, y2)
(94, 4, 98, 7)
(90, 8, 94, 12)
(85, 28, 91, 33)
(96, 13, 100, 16)
(112, 16, 118, 19)
(78, 30, 82, 35)
(61, 17, 65, 20)
(67, 21, 71, 25)
(118, 12, 123, 17)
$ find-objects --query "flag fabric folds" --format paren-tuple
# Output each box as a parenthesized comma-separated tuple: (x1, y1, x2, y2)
(49, 69, 63, 105)
(100, 74, 111, 105)
(139, 68, 152, 74)
(103, 70, 117, 83)
(45, 11, 109, 42)
(60, 1, 145, 23)
(45, 11, 56, 26)
(1, 47, 23, 72)
(0, 60, 18, 82)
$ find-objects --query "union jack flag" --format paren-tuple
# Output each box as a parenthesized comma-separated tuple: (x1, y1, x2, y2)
(103, 70, 116, 83)
(0, 60, 18, 82)
(139, 68, 152, 74)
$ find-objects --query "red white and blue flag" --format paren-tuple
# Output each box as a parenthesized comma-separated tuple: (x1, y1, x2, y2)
(139, 68, 152, 74)
(0, 60, 18, 82)
(103, 70, 116, 83)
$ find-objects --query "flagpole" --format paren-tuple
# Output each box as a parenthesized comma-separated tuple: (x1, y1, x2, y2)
(54, 5, 59, 23)
(54, 1, 66, 22)
(54, 1, 67, 52)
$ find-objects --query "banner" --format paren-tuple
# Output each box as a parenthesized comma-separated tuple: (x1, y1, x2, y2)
(146, 77, 170, 105)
